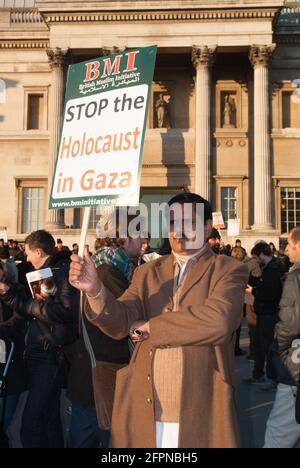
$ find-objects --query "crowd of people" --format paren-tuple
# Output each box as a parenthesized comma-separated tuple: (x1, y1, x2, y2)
(0, 193, 299, 448)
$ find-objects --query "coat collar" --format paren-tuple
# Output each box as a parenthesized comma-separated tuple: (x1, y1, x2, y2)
(178, 245, 215, 301)
(154, 245, 215, 302)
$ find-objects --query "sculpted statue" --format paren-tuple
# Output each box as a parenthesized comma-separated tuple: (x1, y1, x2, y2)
(155, 93, 170, 128)
(223, 94, 237, 128)
(223, 95, 231, 127)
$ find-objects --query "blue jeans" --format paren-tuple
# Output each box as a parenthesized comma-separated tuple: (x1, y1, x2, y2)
(21, 357, 64, 448)
(67, 402, 110, 448)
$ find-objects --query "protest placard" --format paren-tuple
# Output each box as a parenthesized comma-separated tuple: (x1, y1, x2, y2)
(49, 46, 156, 211)
(227, 218, 240, 237)
(49, 46, 157, 254)
(213, 212, 225, 230)
(0, 227, 8, 243)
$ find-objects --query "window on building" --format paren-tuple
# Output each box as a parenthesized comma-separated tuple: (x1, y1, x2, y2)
(20, 183, 46, 234)
(89, 207, 99, 230)
(27, 94, 45, 130)
(221, 187, 238, 228)
(282, 91, 300, 129)
(280, 187, 300, 234)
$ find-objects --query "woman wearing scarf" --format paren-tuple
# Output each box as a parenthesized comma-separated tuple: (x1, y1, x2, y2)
(65, 215, 144, 449)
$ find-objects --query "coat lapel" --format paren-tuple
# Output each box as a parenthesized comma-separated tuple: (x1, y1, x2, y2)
(154, 254, 174, 285)
(153, 246, 216, 307)
(153, 254, 175, 303)
(178, 246, 215, 303)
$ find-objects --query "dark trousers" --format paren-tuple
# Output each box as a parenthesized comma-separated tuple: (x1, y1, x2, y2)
(246, 304, 257, 357)
(248, 324, 256, 357)
(253, 315, 277, 380)
(21, 357, 64, 448)
(235, 325, 242, 353)
(2, 393, 20, 433)
(235, 305, 247, 353)
(67, 401, 110, 448)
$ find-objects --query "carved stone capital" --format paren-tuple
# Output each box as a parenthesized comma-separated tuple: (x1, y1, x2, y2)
(192, 46, 216, 69)
(249, 45, 276, 68)
(46, 47, 71, 69)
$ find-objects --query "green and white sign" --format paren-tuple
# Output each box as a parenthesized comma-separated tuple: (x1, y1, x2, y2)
(49, 46, 157, 209)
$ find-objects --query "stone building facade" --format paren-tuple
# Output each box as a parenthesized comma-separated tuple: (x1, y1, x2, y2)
(0, 0, 300, 250)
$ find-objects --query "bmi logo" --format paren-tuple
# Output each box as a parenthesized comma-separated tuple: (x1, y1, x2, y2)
(84, 51, 139, 82)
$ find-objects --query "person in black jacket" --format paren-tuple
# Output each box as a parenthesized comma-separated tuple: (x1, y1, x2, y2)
(0, 230, 79, 448)
(264, 227, 300, 448)
(244, 242, 286, 384)
(0, 276, 27, 447)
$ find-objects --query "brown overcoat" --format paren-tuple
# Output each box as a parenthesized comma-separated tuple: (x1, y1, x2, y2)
(86, 245, 249, 448)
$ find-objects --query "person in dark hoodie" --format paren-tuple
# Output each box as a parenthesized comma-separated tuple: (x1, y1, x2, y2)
(0, 230, 79, 448)
(244, 242, 286, 384)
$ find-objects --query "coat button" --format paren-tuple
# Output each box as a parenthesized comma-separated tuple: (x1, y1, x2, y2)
(149, 350, 153, 357)
(147, 398, 152, 404)
(147, 374, 151, 382)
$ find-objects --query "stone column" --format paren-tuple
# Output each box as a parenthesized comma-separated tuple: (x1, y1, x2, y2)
(192, 46, 216, 201)
(46, 47, 71, 230)
(250, 45, 275, 230)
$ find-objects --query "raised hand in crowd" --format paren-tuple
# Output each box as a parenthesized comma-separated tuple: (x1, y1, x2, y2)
(69, 247, 102, 297)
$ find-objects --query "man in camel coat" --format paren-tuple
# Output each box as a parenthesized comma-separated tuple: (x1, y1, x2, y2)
(70, 193, 249, 448)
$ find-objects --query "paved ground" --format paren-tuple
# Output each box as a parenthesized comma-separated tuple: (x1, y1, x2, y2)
(236, 322, 276, 448)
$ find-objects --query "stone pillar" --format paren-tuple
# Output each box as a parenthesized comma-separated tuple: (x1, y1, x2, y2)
(250, 45, 275, 230)
(46, 47, 71, 230)
(192, 46, 216, 201)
